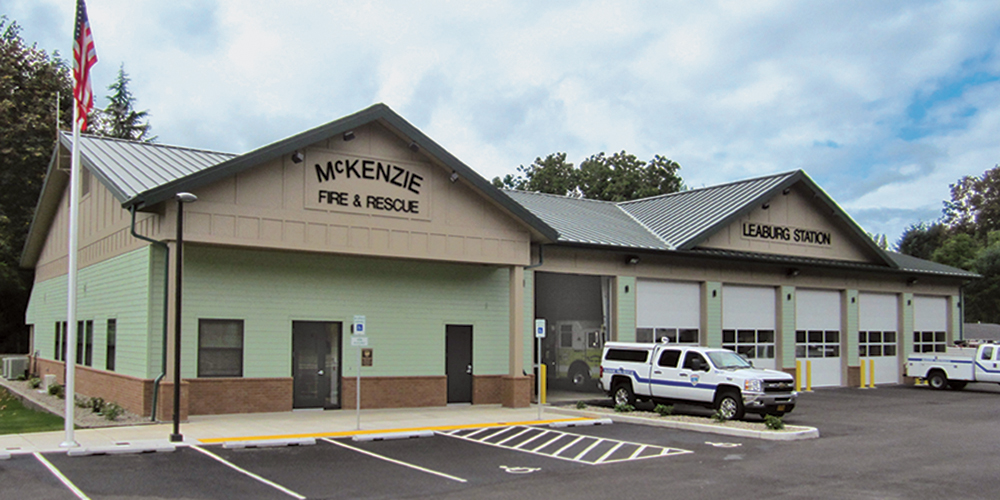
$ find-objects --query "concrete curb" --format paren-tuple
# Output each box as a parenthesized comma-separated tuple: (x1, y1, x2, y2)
(66, 442, 176, 457)
(546, 407, 820, 441)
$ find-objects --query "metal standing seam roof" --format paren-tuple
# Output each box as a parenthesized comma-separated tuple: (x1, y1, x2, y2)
(618, 171, 797, 249)
(503, 190, 668, 249)
(58, 131, 237, 203)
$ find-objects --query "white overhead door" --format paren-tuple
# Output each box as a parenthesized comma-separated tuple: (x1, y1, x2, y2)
(913, 296, 948, 354)
(723, 285, 777, 370)
(636, 280, 700, 344)
(859, 293, 900, 384)
(796, 289, 842, 387)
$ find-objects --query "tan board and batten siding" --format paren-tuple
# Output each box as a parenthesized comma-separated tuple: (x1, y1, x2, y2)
(699, 183, 876, 263)
(183, 122, 530, 266)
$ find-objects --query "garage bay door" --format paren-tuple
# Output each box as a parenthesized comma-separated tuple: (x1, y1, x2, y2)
(722, 285, 777, 370)
(636, 280, 700, 344)
(859, 293, 900, 384)
(795, 289, 842, 387)
(913, 296, 948, 353)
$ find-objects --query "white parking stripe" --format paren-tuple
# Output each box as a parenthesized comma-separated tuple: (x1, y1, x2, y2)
(322, 438, 467, 483)
(513, 430, 552, 449)
(571, 438, 602, 460)
(552, 436, 585, 456)
(495, 428, 534, 446)
(440, 425, 693, 466)
(594, 442, 625, 464)
(189, 445, 306, 499)
(477, 427, 512, 442)
(32, 452, 91, 500)
(462, 427, 494, 439)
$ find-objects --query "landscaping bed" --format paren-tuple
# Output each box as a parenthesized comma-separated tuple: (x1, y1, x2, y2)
(0, 378, 148, 429)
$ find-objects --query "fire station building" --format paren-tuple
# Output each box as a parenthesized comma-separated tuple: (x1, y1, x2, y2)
(22, 104, 974, 419)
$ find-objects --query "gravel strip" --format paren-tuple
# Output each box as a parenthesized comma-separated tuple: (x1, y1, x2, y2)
(0, 379, 150, 428)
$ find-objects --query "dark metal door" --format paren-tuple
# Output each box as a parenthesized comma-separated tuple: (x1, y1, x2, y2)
(446, 325, 473, 403)
(293, 321, 341, 409)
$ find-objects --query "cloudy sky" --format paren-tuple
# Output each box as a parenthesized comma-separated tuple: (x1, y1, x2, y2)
(6, 0, 1000, 243)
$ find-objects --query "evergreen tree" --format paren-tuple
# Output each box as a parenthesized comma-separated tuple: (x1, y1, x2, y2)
(93, 63, 154, 142)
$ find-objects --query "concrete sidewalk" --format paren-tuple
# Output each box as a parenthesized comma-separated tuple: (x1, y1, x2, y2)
(1, 404, 585, 455)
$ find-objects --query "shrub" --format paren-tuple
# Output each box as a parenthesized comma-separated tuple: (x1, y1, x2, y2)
(16, 374, 26, 381)
(613, 403, 635, 413)
(28, 377, 41, 389)
(48, 384, 65, 399)
(654, 404, 674, 416)
(90, 397, 105, 413)
(764, 414, 785, 430)
(711, 410, 726, 422)
(102, 402, 124, 421)
(74, 395, 90, 408)
(575, 401, 587, 410)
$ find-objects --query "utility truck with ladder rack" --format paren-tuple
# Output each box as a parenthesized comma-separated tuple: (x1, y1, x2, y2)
(905, 343, 1000, 390)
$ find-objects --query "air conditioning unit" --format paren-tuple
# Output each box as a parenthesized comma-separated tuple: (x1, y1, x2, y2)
(2, 356, 28, 380)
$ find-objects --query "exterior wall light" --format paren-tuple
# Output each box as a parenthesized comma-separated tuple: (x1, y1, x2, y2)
(291, 151, 305, 163)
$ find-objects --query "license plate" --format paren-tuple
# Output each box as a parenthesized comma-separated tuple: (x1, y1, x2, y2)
(777, 405, 786, 411)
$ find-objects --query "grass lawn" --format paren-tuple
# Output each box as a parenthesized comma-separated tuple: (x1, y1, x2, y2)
(0, 387, 66, 435)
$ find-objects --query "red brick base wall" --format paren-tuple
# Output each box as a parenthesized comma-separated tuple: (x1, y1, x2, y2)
(501, 375, 532, 408)
(473, 375, 503, 404)
(341, 376, 446, 409)
(187, 378, 293, 415)
(33, 357, 154, 418)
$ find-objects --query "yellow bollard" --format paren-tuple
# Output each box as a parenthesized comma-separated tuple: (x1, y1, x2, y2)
(540, 364, 547, 404)
(795, 360, 802, 392)
(805, 360, 813, 392)
(860, 359, 868, 389)
(869, 359, 876, 389)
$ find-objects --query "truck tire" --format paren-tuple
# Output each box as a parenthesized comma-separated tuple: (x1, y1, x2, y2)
(569, 362, 591, 387)
(927, 371, 949, 390)
(714, 390, 745, 420)
(612, 381, 636, 407)
(948, 380, 967, 391)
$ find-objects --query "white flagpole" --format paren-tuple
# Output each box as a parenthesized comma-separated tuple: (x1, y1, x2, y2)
(61, 103, 82, 448)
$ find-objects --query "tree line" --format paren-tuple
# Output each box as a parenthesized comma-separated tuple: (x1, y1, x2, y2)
(897, 165, 1000, 324)
(0, 16, 152, 352)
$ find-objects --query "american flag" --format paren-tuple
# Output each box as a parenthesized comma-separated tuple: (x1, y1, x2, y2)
(72, 0, 98, 132)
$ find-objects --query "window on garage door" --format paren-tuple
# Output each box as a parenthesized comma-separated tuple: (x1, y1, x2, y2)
(723, 329, 775, 360)
(795, 330, 840, 358)
(636, 280, 700, 344)
(859, 331, 897, 357)
(913, 331, 946, 353)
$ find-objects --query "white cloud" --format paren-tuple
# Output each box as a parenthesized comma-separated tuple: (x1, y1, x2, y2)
(7, 0, 1000, 241)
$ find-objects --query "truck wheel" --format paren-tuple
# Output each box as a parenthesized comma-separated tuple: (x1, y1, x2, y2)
(569, 363, 590, 387)
(927, 371, 949, 390)
(714, 390, 745, 420)
(948, 381, 967, 391)
(612, 382, 635, 407)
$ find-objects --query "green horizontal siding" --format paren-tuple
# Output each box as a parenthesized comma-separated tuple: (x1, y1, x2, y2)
(181, 246, 511, 378)
(25, 247, 155, 378)
(616, 276, 636, 341)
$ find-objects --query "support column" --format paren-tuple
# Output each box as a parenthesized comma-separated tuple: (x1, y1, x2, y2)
(502, 265, 530, 408)
(844, 289, 860, 387)
(778, 286, 796, 373)
(616, 276, 636, 342)
(702, 282, 722, 347)
(901, 293, 915, 383)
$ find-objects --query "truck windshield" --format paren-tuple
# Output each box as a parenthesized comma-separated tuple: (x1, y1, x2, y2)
(708, 350, 753, 369)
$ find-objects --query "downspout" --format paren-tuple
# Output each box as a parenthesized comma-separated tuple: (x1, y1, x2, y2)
(130, 206, 169, 421)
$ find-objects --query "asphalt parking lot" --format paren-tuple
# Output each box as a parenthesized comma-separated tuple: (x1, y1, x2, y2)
(3, 383, 1000, 499)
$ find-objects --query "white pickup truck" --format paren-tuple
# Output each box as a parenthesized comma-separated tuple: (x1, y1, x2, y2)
(598, 342, 797, 420)
(905, 343, 1000, 390)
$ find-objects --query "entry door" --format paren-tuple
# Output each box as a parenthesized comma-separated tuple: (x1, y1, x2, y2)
(292, 321, 341, 409)
(446, 325, 473, 403)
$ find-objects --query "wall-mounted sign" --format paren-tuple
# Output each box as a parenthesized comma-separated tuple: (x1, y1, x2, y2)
(304, 151, 431, 220)
(741, 222, 832, 247)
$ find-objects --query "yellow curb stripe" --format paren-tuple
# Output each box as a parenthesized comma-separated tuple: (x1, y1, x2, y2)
(197, 417, 593, 444)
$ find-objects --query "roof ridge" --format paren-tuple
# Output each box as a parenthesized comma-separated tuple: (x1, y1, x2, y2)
(61, 130, 237, 156)
(502, 189, 620, 205)
(618, 169, 801, 205)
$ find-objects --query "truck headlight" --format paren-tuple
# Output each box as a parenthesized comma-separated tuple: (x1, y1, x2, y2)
(744, 379, 762, 393)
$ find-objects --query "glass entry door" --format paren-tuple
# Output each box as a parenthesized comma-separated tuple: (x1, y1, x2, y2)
(292, 321, 341, 409)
